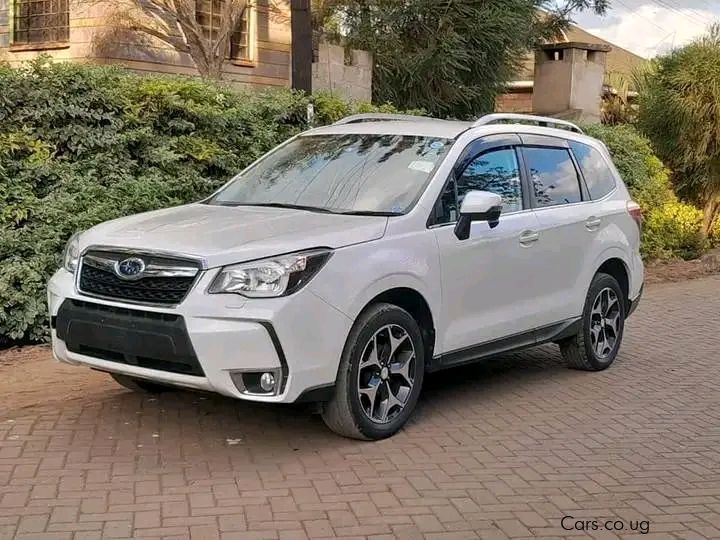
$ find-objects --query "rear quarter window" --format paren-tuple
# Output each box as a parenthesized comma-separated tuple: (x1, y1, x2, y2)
(570, 141, 617, 200)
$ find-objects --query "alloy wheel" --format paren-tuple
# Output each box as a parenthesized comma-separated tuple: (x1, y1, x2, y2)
(589, 287, 621, 359)
(357, 324, 416, 424)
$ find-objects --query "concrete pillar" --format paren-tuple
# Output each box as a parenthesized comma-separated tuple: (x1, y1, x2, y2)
(532, 42, 610, 123)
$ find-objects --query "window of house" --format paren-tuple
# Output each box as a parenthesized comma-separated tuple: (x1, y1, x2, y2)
(435, 148, 522, 224)
(13, 0, 70, 45)
(570, 141, 617, 200)
(195, 0, 256, 63)
(523, 147, 582, 208)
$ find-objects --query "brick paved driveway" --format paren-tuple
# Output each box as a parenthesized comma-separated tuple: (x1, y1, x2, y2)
(1, 276, 719, 540)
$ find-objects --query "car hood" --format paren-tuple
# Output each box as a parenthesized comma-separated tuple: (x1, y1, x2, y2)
(80, 204, 388, 268)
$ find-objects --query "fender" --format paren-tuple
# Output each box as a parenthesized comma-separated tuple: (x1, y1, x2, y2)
(582, 246, 632, 301)
(308, 230, 442, 324)
(346, 273, 440, 322)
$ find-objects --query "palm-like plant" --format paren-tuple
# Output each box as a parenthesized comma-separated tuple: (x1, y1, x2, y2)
(636, 25, 720, 236)
(601, 73, 637, 125)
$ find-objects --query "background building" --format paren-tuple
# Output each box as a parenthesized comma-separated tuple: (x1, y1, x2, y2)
(0, 0, 293, 88)
(496, 24, 647, 115)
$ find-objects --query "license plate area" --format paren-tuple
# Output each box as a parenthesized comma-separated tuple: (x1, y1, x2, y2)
(56, 299, 204, 377)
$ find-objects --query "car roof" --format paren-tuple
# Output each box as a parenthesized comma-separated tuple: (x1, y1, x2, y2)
(305, 119, 473, 139)
(302, 115, 605, 150)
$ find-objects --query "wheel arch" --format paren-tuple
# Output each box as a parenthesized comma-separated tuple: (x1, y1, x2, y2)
(594, 256, 631, 312)
(359, 287, 436, 359)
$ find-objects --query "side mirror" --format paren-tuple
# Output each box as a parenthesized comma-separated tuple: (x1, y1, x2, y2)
(454, 191, 503, 240)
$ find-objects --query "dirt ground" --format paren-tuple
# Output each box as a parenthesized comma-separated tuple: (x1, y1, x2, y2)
(0, 345, 119, 420)
(644, 249, 720, 284)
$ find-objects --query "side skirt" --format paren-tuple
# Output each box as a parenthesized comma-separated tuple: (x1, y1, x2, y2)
(427, 317, 581, 373)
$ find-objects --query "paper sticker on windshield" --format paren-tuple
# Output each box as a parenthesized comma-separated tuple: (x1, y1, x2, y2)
(430, 141, 445, 150)
(408, 160, 435, 173)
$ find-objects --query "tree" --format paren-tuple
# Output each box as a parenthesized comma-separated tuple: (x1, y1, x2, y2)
(315, 0, 608, 119)
(91, 0, 255, 79)
(636, 25, 720, 236)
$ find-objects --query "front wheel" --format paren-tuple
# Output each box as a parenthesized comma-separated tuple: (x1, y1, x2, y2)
(322, 303, 425, 440)
(560, 272, 626, 371)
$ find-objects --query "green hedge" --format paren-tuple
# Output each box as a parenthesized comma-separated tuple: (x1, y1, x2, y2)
(582, 124, 674, 211)
(582, 124, 706, 261)
(0, 60, 703, 343)
(642, 201, 706, 260)
(0, 59, 411, 343)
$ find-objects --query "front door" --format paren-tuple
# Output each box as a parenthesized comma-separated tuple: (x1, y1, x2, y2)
(431, 138, 544, 356)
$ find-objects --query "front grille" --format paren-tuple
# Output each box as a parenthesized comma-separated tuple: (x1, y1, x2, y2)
(79, 250, 200, 305)
(56, 299, 204, 377)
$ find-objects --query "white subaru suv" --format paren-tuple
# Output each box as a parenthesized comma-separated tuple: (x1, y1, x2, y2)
(48, 113, 644, 440)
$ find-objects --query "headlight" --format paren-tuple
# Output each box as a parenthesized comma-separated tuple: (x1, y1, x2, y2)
(208, 249, 332, 298)
(62, 232, 82, 274)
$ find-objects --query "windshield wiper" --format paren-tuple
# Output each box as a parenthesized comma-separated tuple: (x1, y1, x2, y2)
(335, 210, 404, 216)
(212, 202, 402, 216)
(222, 202, 337, 213)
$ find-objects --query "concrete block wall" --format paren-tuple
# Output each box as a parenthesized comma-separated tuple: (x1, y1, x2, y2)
(312, 42, 372, 101)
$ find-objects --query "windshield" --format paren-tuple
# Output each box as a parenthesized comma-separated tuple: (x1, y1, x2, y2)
(207, 134, 452, 214)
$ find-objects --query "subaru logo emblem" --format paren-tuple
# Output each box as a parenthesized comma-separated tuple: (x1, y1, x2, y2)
(114, 257, 146, 280)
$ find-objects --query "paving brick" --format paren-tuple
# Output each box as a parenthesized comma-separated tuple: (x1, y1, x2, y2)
(0, 276, 719, 539)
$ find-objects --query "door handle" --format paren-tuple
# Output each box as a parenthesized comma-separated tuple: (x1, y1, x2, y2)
(586, 217, 602, 231)
(519, 230, 540, 246)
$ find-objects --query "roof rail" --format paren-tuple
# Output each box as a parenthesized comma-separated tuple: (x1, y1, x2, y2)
(472, 113, 584, 134)
(333, 113, 430, 125)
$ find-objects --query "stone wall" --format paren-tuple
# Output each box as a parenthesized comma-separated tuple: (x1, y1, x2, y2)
(312, 42, 372, 101)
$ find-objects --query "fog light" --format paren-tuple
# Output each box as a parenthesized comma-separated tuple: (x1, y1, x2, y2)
(260, 372, 276, 392)
(230, 370, 280, 395)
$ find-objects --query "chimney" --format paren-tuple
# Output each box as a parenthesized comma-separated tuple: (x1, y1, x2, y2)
(532, 41, 610, 123)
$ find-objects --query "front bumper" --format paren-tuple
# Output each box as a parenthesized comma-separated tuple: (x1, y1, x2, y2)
(48, 268, 352, 403)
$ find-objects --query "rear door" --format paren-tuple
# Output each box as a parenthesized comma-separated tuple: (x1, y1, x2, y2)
(518, 135, 599, 325)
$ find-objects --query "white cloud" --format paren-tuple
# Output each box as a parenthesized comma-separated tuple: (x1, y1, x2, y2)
(572, 2, 718, 57)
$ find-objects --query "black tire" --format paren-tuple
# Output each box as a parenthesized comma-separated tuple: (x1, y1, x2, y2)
(560, 272, 626, 371)
(110, 373, 176, 394)
(321, 303, 425, 440)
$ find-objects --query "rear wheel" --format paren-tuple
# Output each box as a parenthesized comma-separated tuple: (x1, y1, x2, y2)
(110, 373, 176, 394)
(322, 303, 425, 440)
(560, 273, 626, 371)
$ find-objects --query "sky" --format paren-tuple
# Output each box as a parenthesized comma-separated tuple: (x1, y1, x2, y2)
(569, 0, 719, 58)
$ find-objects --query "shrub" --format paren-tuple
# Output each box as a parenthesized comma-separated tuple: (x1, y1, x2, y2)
(0, 60, 417, 343)
(311, 91, 424, 125)
(582, 123, 674, 210)
(710, 217, 720, 247)
(641, 201, 706, 261)
(582, 123, 711, 260)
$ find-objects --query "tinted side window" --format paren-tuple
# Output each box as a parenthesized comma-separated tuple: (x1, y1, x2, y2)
(435, 148, 522, 224)
(524, 147, 582, 207)
(570, 142, 617, 200)
(458, 149, 522, 213)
